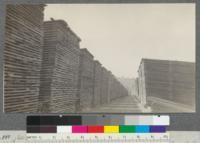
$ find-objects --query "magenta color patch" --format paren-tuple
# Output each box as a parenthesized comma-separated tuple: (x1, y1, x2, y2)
(72, 126, 88, 133)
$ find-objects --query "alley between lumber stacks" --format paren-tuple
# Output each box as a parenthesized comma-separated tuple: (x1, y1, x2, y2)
(87, 96, 146, 113)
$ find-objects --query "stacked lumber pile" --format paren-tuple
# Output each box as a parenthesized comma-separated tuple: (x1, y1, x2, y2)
(100, 67, 129, 105)
(92, 63, 129, 108)
(119, 80, 129, 98)
(92, 60, 102, 107)
(39, 19, 81, 113)
(137, 62, 147, 105)
(135, 77, 139, 97)
(100, 67, 110, 104)
(138, 59, 195, 107)
(77, 48, 94, 111)
(107, 72, 115, 101)
(4, 4, 45, 112)
(111, 77, 128, 100)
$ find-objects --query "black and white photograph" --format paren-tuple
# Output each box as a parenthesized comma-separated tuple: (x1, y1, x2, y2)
(3, 3, 195, 113)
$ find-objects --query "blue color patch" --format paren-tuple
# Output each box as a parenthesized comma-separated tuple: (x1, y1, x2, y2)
(135, 125, 150, 133)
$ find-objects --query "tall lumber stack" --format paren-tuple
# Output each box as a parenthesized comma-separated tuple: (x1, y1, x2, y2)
(77, 48, 94, 111)
(109, 77, 118, 100)
(100, 67, 110, 104)
(113, 78, 128, 100)
(100, 67, 129, 105)
(118, 79, 129, 98)
(107, 73, 116, 101)
(135, 77, 139, 97)
(106, 71, 113, 103)
(4, 5, 45, 112)
(138, 61, 147, 105)
(39, 19, 81, 113)
(92, 61, 129, 108)
(92, 60, 102, 107)
(138, 59, 195, 107)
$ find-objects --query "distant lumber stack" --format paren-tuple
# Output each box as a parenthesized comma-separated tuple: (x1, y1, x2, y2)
(93, 60, 103, 107)
(77, 48, 95, 111)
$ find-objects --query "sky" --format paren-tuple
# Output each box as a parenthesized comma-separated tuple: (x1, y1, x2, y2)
(44, 4, 195, 78)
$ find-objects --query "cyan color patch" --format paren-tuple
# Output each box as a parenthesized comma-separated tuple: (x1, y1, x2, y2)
(135, 125, 150, 133)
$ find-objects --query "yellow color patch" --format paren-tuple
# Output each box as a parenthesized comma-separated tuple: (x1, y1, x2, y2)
(104, 126, 119, 133)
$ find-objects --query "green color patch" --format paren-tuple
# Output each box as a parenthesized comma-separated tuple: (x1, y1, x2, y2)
(119, 125, 136, 133)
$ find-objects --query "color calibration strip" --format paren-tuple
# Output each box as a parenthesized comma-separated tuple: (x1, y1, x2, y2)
(27, 115, 169, 133)
(27, 125, 167, 133)
(27, 115, 169, 126)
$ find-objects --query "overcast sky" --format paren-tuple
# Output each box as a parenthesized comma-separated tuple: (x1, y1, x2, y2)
(44, 4, 195, 78)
